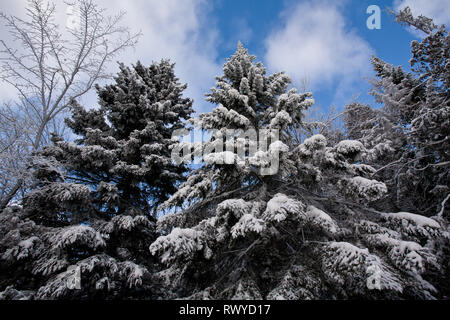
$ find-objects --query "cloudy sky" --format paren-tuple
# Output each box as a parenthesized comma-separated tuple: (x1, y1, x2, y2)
(1, 0, 449, 114)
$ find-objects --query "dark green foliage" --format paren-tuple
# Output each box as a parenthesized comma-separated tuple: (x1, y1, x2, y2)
(344, 8, 449, 217)
(25, 60, 193, 224)
(0, 60, 193, 299)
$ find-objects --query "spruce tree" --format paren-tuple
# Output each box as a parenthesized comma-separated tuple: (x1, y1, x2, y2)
(27, 60, 193, 223)
(150, 44, 448, 299)
(0, 60, 193, 299)
(344, 8, 449, 217)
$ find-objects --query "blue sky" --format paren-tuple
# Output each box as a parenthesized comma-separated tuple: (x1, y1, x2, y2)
(1, 0, 449, 116)
(211, 0, 442, 110)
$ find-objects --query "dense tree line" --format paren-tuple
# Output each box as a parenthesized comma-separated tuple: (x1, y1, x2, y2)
(0, 7, 448, 300)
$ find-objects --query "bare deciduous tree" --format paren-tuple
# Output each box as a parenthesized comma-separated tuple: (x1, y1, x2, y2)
(0, 0, 141, 210)
(0, 102, 34, 202)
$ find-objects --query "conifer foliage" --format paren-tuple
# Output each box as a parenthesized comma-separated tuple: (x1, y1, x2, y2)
(150, 44, 448, 300)
(0, 60, 193, 299)
(344, 8, 449, 216)
(28, 60, 194, 223)
(0, 8, 448, 301)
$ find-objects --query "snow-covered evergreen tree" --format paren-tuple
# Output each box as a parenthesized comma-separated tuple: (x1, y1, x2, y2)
(0, 9, 448, 301)
(0, 204, 155, 299)
(0, 60, 193, 299)
(26, 60, 194, 224)
(150, 44, 448, 299)
(344, 8, 449, 217)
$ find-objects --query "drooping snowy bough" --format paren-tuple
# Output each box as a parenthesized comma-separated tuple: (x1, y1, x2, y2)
(0, 60, 193, 299)
(150, 44, 448, 300)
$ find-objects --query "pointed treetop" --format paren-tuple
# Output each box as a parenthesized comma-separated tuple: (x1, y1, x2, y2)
(236, 41, 247, 52)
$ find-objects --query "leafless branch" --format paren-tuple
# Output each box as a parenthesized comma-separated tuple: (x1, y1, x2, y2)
(0, 0, 141, 209)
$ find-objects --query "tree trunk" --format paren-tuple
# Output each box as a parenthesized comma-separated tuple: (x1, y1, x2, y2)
(0, 179, 22, 212)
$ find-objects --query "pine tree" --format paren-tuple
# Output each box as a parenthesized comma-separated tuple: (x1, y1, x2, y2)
(0, 203, 155, 299)
(0, 60, 193, 299)
(27, 60, 194, 224)
(344, 8, 449, 217)
(150, 44, 448, 299)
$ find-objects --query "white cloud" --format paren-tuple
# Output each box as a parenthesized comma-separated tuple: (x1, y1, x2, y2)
(264, 0, 373, 97)
(0, 0, 220, 112)
(94, 0, 221, 112)
(394, 0, 450, 27)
